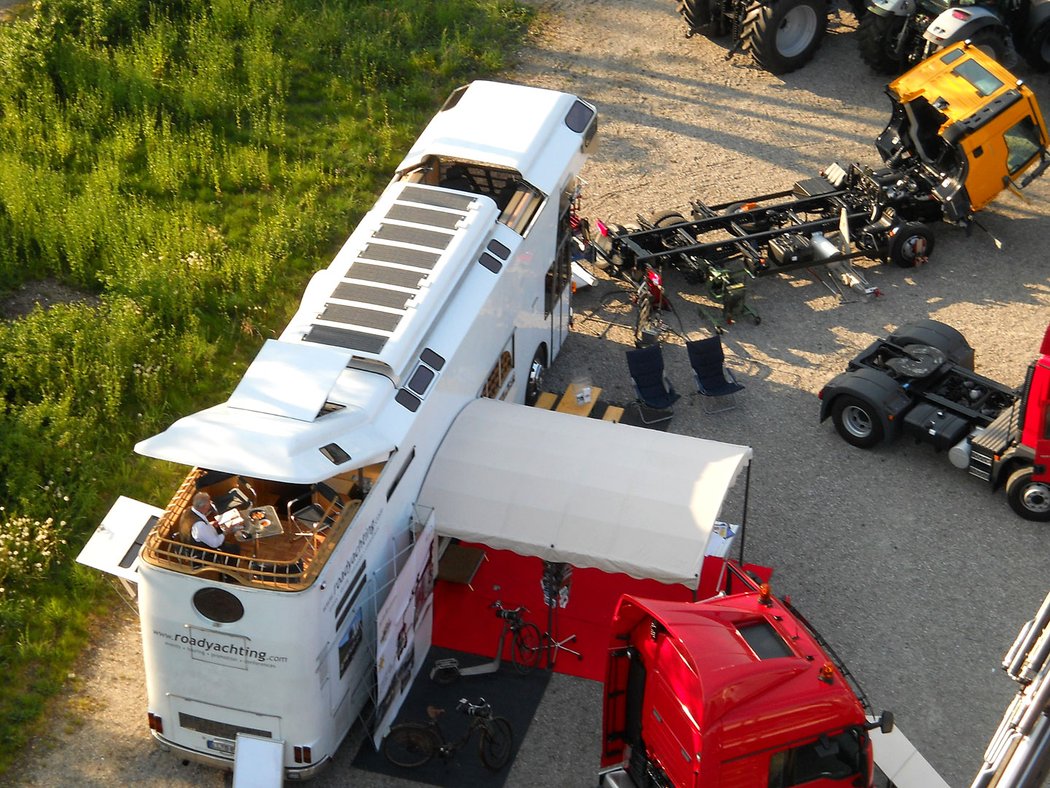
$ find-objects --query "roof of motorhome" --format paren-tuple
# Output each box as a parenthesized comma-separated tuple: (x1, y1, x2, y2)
(281, 180, 502, 379)
(134, 340, 397, 483)
(615, 593, 867, 759)
(417, 398, 751, 587)
(136, 181, 504, 482)
(395, 80, 593, 195)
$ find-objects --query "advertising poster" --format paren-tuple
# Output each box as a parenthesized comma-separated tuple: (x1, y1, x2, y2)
(373, 511, 436, 746)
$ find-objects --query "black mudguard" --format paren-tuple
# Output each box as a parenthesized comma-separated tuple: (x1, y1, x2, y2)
(888, 319, 974, 368)
(819, 366, 912, 443)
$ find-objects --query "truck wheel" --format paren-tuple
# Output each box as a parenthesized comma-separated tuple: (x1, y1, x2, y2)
(653, 211, 687, 248)
(743, 0, 828, 74)
(1025, 21, 1050, 71)
(888, 222, 934, 268)
(857, 12, 908, 74)
(831, 395, 884, 449)
(1006, 467, 1050, 522)
(525, 346, 547, 406)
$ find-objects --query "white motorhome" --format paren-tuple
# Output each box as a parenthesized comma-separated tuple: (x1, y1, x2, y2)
(78, 79, 759, 784)
(78, 80, 598, 780)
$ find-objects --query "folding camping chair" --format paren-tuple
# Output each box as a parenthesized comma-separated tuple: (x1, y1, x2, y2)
(686, 336, 745, 413)
(625, 343, 679, 425)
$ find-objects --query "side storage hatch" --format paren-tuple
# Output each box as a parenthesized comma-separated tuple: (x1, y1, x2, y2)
(76, 496, 164, 593)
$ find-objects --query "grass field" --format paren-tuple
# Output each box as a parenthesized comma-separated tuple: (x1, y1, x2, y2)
(0, 0, 532, 774)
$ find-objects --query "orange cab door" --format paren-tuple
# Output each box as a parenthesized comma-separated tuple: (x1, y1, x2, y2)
(961, 109, 1046, 212)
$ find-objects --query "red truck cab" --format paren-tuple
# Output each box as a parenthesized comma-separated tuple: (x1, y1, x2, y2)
(600, 564, 889, 787)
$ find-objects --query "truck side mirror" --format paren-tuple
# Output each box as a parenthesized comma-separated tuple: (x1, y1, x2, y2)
(880, 711, 894, 733)
(865, 710, 894, 734)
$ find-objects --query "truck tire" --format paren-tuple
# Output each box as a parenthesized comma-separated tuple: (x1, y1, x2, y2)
(831, 395, 884, 449)
(653, 211, 687, 234)
(525, 346, 547, 406)
(857, 12, 908, 74)
(742, 0, 828, 74)
(1025, 21, 1050, 70)
(1005, 466, 1050, 522)
(889, 320, 973, 368)
(888, 222, 934, 268)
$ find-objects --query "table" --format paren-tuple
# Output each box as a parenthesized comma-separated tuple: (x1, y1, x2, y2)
(239, 505, 284, 540)
(556, 383, 602, 418)
(437, 542, 486, 590)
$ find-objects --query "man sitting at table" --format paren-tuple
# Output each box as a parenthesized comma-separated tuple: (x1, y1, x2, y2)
(182, 492, 241, 558)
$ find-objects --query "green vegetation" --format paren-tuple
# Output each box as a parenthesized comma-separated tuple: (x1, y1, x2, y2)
(0, 0, 531, 773)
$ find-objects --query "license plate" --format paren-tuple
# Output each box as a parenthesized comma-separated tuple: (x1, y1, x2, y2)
(207, 738, 236, 755)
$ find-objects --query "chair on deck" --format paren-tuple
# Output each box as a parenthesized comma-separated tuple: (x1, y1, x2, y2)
(686, 336, 745, 413)
(288, 482, 344, 550)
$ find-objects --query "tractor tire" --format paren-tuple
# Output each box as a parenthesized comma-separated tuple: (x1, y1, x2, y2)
(742, 0, 828, 74)
(966, 27, 1012, 67)
(888, 222, 934, 268)
(1005, 466, 1050, 522)
(679, 0, 720, 36)
(1024, 21, 1050, 71)
(857, 12, 908, 74)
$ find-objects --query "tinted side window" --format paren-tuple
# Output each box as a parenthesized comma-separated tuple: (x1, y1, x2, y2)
(1005, 115, 1042, 173)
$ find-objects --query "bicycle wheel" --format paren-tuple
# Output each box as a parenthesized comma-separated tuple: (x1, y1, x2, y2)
(382, 723, 440, 768)
(511, 622, 542, 673)
(478, 716, 514, 770)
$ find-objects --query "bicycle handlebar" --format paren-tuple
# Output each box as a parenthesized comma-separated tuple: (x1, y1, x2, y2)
(456, 697, 492, 717)
(491, 600, 528, 619)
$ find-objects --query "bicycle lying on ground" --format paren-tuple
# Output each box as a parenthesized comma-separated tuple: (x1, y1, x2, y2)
(381, 697, 514, 771)
(429, 600, 541, 683)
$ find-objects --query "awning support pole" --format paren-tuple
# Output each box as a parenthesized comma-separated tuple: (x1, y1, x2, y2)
(738, 461, 751, 567)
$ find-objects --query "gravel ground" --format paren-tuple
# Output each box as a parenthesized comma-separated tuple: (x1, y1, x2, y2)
(11, 1, 1050, 786)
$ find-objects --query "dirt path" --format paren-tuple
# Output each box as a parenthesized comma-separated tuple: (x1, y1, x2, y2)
(11, 1, 1050, 786)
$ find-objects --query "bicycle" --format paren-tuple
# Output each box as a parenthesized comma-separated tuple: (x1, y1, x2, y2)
(382, 697, 514, 771)
(429, 601, 542, 683)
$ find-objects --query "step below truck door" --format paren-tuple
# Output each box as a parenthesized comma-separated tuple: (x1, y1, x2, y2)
(76, 495, 164, 589)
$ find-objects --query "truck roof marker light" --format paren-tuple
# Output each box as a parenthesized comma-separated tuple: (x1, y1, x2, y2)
(818, 662, 836, 683)
(759, 583, 773, 606)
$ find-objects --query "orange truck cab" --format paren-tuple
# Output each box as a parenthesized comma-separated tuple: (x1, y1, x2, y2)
(600, 563, 892, 788)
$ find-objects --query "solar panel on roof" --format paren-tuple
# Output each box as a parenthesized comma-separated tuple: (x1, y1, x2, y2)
(387, 204, 463, 230)
(332, 282, 412, 310)
(302, 185, 481, 356)
(304, 324, 387, 354)
(372, 224, 452, 249)
(345, 262, 425, 289)
(356, 244, 441, 270)
(401, 185, 474, 211)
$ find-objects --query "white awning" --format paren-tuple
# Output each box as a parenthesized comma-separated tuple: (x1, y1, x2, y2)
(417, 398, 752, 587)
